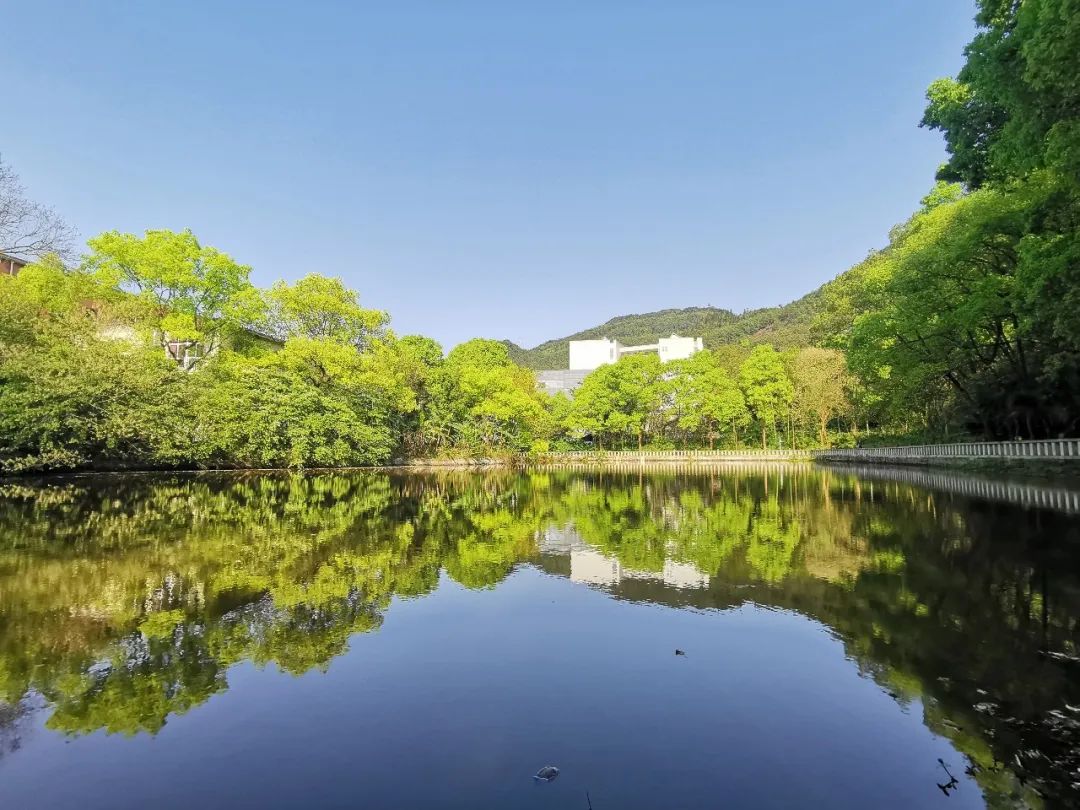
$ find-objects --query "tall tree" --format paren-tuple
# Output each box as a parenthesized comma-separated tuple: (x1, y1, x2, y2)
(791, 348, 851, 446)
(433, 339, 549, 453)
(570, 354, 664, 449)
(921, 0, 1080, 188)
(739, 345, 794, 449)
(85, 229, 262, 367)
(671, 350, 749, 448)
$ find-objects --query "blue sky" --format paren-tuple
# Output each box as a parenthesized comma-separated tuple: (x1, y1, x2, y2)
(5, 1, 975, 349)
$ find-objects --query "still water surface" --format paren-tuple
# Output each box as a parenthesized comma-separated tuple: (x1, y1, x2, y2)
(0, 467, 1077, 808)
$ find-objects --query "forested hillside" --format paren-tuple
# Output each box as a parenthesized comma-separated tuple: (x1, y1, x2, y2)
(504, 290, 822, 370)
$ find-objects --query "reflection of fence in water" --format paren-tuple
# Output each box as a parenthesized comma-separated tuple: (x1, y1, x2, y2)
(823, 463, 1080, 515)
(551, 450, 808, 461)
(534, 459, 1080, 515)
(541, 460, 814, 475)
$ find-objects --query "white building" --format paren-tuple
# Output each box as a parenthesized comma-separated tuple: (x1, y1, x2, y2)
(568, 334, 704, 371)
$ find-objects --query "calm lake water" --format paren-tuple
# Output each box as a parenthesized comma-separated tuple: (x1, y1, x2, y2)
(0, 466, 1078, 809)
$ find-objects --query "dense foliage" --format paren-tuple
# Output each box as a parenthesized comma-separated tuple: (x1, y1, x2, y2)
(0, 238, 429, 471)
(818, 0, 1080, 438)
(0, 227, 854, 470)
(560, 344, 850, 450)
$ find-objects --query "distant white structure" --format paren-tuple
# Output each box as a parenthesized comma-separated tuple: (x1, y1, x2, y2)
(568, 334, 704, 371)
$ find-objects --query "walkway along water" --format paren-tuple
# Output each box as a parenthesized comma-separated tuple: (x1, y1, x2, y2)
(542, 439, 1080, 466)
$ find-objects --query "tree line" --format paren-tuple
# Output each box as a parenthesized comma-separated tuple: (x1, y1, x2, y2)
(1, 210, 858, 469)
(558, 344, 851, 451)
(816, 0, 1080, 440)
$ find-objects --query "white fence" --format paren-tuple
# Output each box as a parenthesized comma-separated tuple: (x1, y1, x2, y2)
(817, 438, 1080, 462)
(545, 439, 1080, 464)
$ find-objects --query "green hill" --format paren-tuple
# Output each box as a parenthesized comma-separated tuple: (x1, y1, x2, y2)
(503, 289, 823, 370)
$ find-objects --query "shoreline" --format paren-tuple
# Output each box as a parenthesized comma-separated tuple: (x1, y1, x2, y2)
(4, 452, 1079, 483)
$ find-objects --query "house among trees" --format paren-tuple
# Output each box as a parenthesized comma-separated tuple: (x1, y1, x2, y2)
(1, 252, 27, 276)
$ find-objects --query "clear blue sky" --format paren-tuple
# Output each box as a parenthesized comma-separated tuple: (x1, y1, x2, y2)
(5, 1, 975, 349)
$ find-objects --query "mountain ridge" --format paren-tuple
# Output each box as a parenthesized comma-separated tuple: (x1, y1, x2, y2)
(501, 289, 824, 370)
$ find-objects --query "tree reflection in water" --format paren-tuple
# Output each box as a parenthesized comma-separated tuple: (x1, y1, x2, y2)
(0, 467, 1077, 806)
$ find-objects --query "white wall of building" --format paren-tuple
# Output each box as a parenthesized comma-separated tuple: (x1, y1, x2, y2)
(567, 334, 703, 371)
(569, 338, 620, 370)
(658, 334, 704, 362)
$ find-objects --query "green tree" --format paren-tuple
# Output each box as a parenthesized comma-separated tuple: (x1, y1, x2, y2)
(0, 260, 196, 472)
(670, 350, 749, 448)
(570, 354, 664, 449)
(264, 273, 388, 348)
(921, 0, 1080, 188)
(431, 339, 549, 453)
(85, 228, 262, 367)
(193, 354, 396, 468)
(739, 345, 794, 449)
(791, 348, 852, 446)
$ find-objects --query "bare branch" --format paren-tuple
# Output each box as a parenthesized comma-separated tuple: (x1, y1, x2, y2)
(0, 158, 77, 264)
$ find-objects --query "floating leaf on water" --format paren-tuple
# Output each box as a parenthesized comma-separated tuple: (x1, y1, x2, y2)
(533, 766, 560, 782)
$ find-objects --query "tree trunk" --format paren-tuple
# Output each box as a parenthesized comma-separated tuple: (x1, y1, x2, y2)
(761, 425, 766, 450)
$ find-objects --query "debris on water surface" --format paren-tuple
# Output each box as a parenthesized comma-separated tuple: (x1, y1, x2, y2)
(974, 702, 997, 714)
(533, 766, 559, 782)
(937, 759, 959, 797)
(675, 649, 686, 656)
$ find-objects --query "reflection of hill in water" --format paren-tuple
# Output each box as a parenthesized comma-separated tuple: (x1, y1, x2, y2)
(0, 468, 1078, 805)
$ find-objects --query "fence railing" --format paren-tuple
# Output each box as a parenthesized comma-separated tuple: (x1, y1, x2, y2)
(544, 439, 1080, 464)
(817, 438, 1080, 461)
